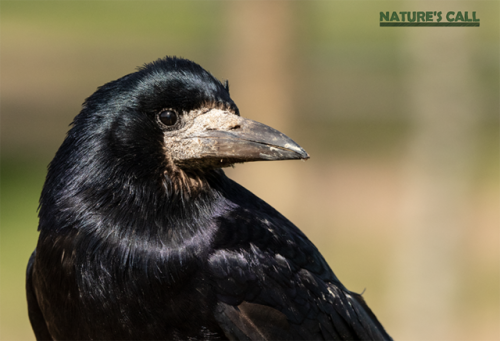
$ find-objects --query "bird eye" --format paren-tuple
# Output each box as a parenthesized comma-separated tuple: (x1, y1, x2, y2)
(159, 110, 178, 126)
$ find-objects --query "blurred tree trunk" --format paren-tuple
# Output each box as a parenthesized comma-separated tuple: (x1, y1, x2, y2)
(388, 12, 478, 340)
(222, 2, 300, 218)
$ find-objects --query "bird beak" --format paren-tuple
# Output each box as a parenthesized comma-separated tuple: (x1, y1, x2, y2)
(172, 109, 309, 169)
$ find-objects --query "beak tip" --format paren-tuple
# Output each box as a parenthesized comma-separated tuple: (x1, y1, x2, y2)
(285, 143, 309, 160)
(293, 145, 309, 160)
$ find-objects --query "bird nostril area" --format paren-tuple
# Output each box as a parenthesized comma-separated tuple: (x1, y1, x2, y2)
(229, 125, 241, 131)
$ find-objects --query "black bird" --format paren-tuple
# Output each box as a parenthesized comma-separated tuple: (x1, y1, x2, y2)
(27, 57, 392, 341)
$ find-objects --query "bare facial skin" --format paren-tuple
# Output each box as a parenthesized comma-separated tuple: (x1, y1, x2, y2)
(166, 108, 243, 168)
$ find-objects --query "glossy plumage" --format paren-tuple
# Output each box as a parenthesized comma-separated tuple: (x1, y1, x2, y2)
(27, 57, 392, 340)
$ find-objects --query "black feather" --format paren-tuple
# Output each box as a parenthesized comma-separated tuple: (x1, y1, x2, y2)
(27, 56, 392, 340)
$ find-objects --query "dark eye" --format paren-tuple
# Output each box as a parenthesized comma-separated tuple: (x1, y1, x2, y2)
(159, 110, 178, 126)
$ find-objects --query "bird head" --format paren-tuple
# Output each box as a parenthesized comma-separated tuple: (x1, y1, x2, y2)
(127, 57, 309, 169)
(46, 57, 309, 206)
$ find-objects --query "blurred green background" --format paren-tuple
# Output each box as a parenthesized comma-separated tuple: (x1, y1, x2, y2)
(1, 1, 498, 340)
